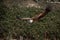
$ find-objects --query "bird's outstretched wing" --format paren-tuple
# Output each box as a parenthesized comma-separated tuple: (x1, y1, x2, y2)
(31, 5, 52, 20)
(16, 16, 32, 20)
(19, 18, 32, 20)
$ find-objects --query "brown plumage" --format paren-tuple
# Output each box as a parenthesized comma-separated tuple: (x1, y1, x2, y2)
(17, 5, 52, 23)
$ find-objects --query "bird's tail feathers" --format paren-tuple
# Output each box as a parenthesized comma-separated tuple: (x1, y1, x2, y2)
(16, 16, 21, 20)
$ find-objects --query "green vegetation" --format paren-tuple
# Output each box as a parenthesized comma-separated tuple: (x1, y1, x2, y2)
(0, 1, 60, 40)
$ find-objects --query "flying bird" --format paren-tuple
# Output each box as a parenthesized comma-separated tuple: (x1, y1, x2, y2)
(17, 5, 52, 23)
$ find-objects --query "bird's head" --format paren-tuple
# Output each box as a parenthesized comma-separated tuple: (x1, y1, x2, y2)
(28, 19, 33, 23)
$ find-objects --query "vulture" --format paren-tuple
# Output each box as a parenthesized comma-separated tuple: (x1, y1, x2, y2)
(17, 5, 52, 23)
